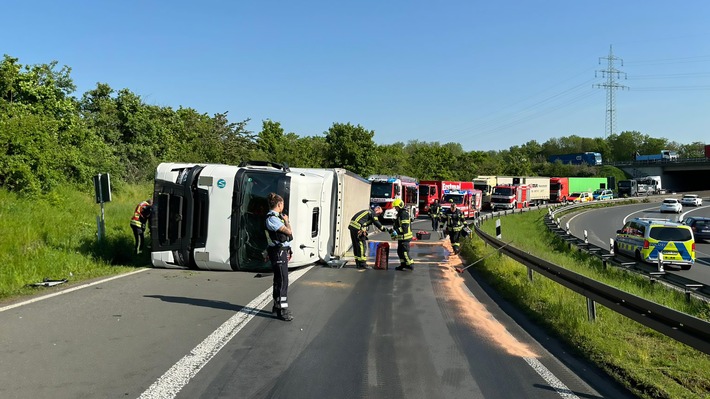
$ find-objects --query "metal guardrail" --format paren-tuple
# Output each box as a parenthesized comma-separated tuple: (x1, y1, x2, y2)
(472, 204, 710, 355)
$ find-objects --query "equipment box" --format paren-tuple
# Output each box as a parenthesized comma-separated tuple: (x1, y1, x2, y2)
(416, 231, 431, 240)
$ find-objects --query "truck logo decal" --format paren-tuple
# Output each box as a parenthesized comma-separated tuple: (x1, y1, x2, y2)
(217, 178, 226, 189)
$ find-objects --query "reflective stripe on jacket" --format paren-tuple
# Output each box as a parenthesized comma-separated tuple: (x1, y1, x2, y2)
(393, 208, 413, 240)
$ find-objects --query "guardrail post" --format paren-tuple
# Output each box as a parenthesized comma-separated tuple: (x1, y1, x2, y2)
(584, 230, 588, 245)
(527, 266, 533, 281)
(556, 218, 561, 228)
(657, 252, 665, 273)
(496, 219, 501, 239)
(609, 238, 614, 255)
(685, 284, 703, 302)
(565, 222, 570, 235)
(586, 297, 597, 321)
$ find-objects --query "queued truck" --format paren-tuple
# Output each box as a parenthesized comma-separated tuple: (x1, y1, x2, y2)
(150, 161, 370, 272)
(473, 175, 498, 209)
(548, 177, 609, 203)
(491, 182, 531, 211)
(635, 150, 678, 162)
(495, 177, 550, 206)
(547, 152, 603, 166)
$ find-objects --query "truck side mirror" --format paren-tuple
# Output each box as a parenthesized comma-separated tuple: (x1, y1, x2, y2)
(616, 229, 622, 234)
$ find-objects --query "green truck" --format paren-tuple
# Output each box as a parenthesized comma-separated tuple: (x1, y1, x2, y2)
(549, 177, 610, 203)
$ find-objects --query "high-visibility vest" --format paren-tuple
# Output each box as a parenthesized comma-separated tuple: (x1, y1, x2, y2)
(349, 209, 382, 230)
(131, 201, 150, 228)
(265, 211, 292, 247)
(445, 210, 465, 232)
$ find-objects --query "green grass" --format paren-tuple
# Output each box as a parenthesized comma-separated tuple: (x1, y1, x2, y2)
(465, 209, 710, 399)
(0, 184, 153, 301)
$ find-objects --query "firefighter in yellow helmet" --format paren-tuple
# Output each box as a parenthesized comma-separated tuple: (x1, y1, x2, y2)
(390, 198, 414, 271)
(444, 203, 465, 255)
(348, 206, 387, 269)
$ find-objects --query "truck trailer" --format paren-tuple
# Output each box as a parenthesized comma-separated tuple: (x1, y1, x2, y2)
(548, 177, 609, 203)
(547, 152, 602, 166)
(150, 161, 370, 272)
(635, 150, 678, 162)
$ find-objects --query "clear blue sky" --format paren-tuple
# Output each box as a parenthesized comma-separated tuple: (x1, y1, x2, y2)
(5, 0, 709, 151)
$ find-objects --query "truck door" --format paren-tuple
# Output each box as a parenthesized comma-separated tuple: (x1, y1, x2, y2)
(152, 165, 206, 268)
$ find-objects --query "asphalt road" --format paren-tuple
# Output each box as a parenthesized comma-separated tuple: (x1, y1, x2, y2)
(0, 218, 636, 399)
(560, 193, 710, 285)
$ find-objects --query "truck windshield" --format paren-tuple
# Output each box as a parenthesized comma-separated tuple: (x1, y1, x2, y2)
(234, 170, 291, 271)
(618, 181, 631, 187)
(370, 182, 393, 198)
(473, 183, 488, 192)
(550, 183, 561, 190)
(442, 194, 464, 204)
(418, 185, 431, 197)
(493, 187, 514, 196)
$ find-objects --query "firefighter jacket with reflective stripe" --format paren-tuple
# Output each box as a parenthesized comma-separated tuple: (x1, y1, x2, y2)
(265, 211, 292, 248)
(349, 209, 384, 231)
(393, 208, 413, 240)
(429, 203, 441, 218)
(131, 201, 151, 228)
(445, 209, 465, 232)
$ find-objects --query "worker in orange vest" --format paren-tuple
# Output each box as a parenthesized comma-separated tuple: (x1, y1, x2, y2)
(130, 199, 153, 255)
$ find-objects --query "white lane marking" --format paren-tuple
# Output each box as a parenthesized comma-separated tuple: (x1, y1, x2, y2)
(458, 277, 582, 398)
(524, 357, 581, 399)
(138, 266, 313, 399)
(622, 206, 665, 224)
(0, 268, 150, 313)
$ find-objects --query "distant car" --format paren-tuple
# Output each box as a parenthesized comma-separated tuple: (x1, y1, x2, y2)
(592, 189, 614, 200)
(659, 198, 682, 213)
(568, 192, 592, 203)
(682, 216, 710, 242)
(680, 194, 703, 207)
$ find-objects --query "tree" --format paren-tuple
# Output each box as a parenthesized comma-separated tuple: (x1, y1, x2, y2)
(324, 122, 376, 176)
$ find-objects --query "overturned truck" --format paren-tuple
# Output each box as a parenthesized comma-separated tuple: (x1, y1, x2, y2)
(150, 161, 370, 271)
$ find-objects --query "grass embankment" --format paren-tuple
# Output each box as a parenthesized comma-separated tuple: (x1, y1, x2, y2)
(0, 184, 153, 301)
(464, 208, 710, 399)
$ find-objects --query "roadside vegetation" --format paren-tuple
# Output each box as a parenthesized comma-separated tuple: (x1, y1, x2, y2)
(0, 183, 153, 302)
(464, 208, 710, 399)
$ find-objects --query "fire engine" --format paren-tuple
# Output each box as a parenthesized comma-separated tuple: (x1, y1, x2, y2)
(491, 183, 531, 211)
(440, 188, 482, 218)
(418, 180, 474, 214)
(368, 175, 419, 221)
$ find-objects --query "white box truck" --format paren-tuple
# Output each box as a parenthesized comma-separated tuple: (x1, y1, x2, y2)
(150, 162, 371, 271)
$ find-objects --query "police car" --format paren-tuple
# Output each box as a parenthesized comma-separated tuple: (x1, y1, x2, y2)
(614, 217, 695, 270)
(592, 189, 614, 201)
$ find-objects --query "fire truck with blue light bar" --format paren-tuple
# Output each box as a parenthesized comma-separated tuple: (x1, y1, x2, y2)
(368, 175, 419, 221)
(439, 188, 483, 218)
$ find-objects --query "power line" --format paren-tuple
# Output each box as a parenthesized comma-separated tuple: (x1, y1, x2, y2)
(594, 45, 629, 138)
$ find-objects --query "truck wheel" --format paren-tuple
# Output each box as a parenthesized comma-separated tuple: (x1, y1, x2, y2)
(680, 264, 691, 270)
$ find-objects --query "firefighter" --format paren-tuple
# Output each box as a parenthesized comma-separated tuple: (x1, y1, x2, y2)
(391, 198, 414, 271)
(444, 203, 465, 255)
(265, 192, 294, 322)
(429, 198, 442, 238)
(130, 199, 153, 255)
(348, 206, 388, 269)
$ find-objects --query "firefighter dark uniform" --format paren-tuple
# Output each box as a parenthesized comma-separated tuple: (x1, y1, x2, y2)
(429, 200, 442, 237)
(444, 204, 465, 255)
(391, 199, 414, 271)
(265, 210, 293, 321)
(349, 207, 386, 269)
(130, 199, 152, 255)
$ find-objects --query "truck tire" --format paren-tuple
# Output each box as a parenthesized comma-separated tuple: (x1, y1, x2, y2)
(680, 264, 691, 270)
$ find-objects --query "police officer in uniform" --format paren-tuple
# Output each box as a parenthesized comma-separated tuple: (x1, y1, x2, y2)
(265, 193, 294, 321)
(429, 198, 442, 238)
(391, 199, 414, 271)
(349, 206, 388, 269)
(444, 203, 465, 255)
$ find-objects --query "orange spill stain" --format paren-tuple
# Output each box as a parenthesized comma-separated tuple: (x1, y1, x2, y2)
(301, 281, 352, 289)
(438, 240, 538, 358)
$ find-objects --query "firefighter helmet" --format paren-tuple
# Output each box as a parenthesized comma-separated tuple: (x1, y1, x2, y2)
(392, 198, 404, 208)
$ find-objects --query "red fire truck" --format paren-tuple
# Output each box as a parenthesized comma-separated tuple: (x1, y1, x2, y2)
(418, 180, 474, 214)
(440, 188, 483, 218)
(368, 175, 419, 221)
(490, 183, 530, 211)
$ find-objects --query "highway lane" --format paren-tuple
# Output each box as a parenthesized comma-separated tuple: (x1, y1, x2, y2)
(0, 218, 634, 399)
(560, 193, 710, 286)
